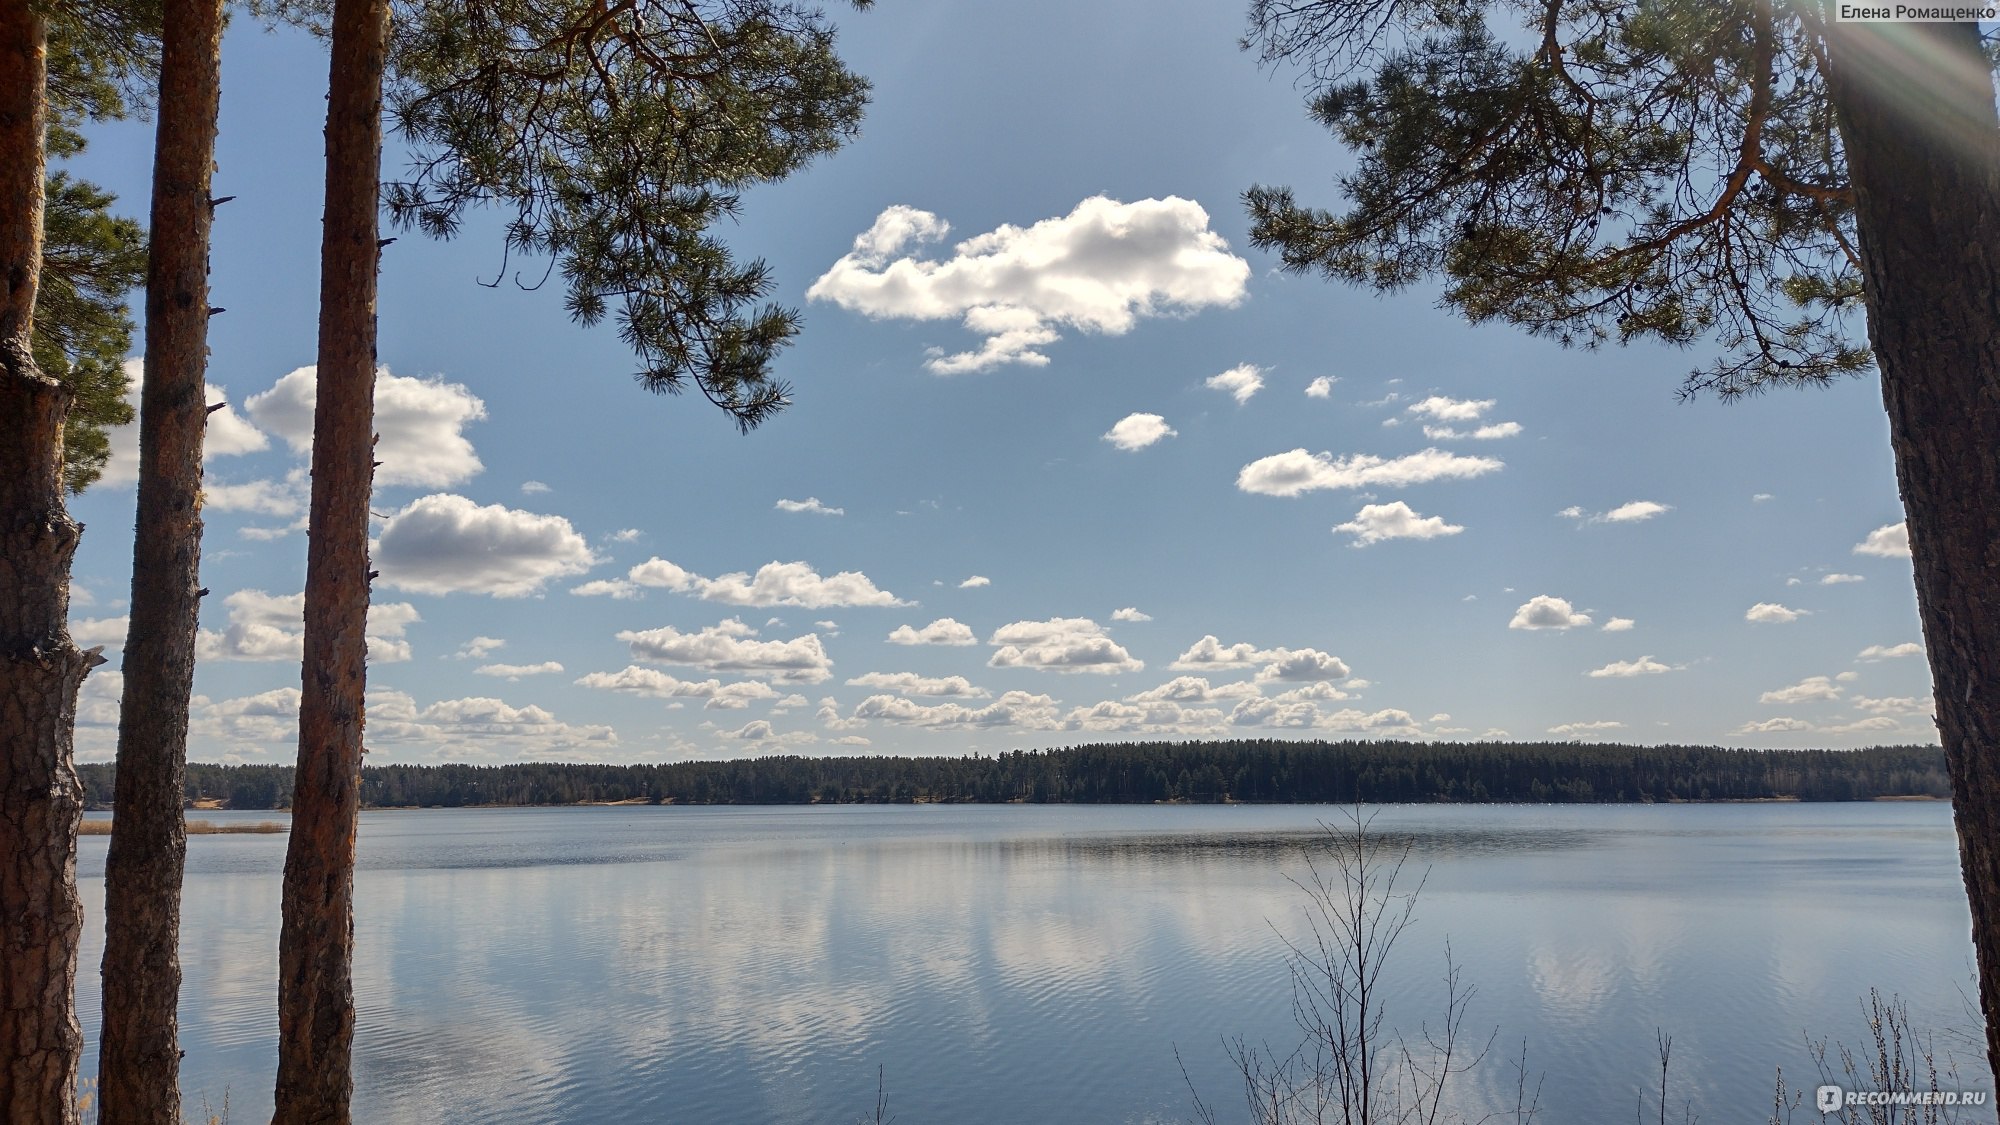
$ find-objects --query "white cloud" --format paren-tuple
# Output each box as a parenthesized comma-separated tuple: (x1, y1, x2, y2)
(193, 589, 418, 664)
(1857, 642, 1923, 661)
(1600, 500, 1671, 523)
(1304, 376, 1337, 398)
(574, 666, 782, 710)
(1753, 493, 1774, 502)
(1170, 635, 1272, 670)
(1822, 716, 1902, 735)
(1508, 595, 1592, 631)
(1820, 573, 1864, 585)
(845, 672, 989, 698)
(1205, 363, 1264, 404)
(1586, 655, 1672, 678)
(618, 618, 833, 683)
(71, 615, 131, 649)
(1110, 607, 1152, 622)
(360, 690, 617, 757)
(456, 636, 506, 660)
(1601, 618, 1636, 632)
(1853, 523, 1911, 558)
(475, 661, 564, 681)
(1548, 720, 1625, 736)
(606, 528, 642, 543)
(99, 370, 272, 487)
(853, 690, 1063, 731)
(1745, 602, 1808, 624)
(1851, 695, 1930, 716)
(621, 557, 905, 608)
(958, 575, 991, 589)
(1561, 500, 1672, 525)
(204, 476, 303, 517)
(1421, 422, 1522, 441)
(1332, 501, 1463, 546)
(374, 494, 597, 597)
(987, 617, 1143, 674)
(1102, 413, 1177, 451)
(808, 196, 1250, 373)
(1406, 396, 1493, 422)
(1255, 647, 1350, 683)
(1061, 699, 1227, 736)
(520, 480, 551, 495)
(1734, 717, 1813, 734)
(887, 618, 977, 646)
(1124, 676, 1262, 704)
(570, 578, 642, 600)
(1759, 676, 1843, 705)
(243, 365, 486, 487)
(1237, 448, 1502, 497)
(776, 497, 844, 516)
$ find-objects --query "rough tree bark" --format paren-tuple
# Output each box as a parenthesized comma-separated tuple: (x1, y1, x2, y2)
(1823, 17, 2000, 1078)
(0, 2, 87, 1123)
(96, 0, 225, 1117)
(272, 0, 388, 1116)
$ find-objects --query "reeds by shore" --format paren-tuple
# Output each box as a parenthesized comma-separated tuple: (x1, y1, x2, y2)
(77, 819, 286, 835)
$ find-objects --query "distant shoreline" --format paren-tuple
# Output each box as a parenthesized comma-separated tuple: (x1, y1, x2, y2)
(76, 740, 1953, 812)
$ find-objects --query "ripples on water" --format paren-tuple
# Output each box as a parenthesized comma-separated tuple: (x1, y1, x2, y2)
(72, 802, 1988, 1123)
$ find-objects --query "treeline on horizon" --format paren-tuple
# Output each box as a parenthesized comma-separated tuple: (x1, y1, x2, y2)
(74, 740, 1951, 810)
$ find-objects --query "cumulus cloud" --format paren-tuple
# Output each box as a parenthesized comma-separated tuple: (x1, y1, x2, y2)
(1333, 501, 1463, 546)
(1102, 413, 1177, 451)
(1509, 596, 1592, 631)
(1171, 635, 1273, 670)
(1745, 602, 1807, 624)
(1421, 422, 1522, 441)
(1304, 376, 1336, 398)
(361, 690, 617, 757)
(456, 636, 506, 660)
(1110, 607, 1152, 622)
(1124, 676, 1262, 704)
(99, 368, 271, 487)
(195, 589, 418, 663)
(1601, 618, 1635, 632)
(374, 494, 597, 597)
(853, 690, 1063, 730)
(807, 196, 1251, 373)
(1561, 500, 1672, 525)
(1851, 695, 1930, 716)
(1857, 642, 1923, 661)
(776, 497, 844, 516)
(475, 661, 564, 681)
(1237, 448, 1501, 497)
(618, 618, 833, 683)
(987, 617, 1143, 674)
(1759, 676, 1843, 705)
(1406, 396, 1493, 422)
(887, 618, 977, 646)
(520, 480, 551, 495)
(1853, 523, 1911, 558)
(621, 557, 905, 608)
(574, 665, 781, 709)
(570, 579, 642, 599)
(1061, 699, 1228, 736)
(958, 575, 991, 589)
(243, 365, 486, 487)
(1734, 717, 1813, 734)
(205, 475, 304, 517)
(1205, 364, 1264, 404)
(845, 672, 989, 698)
(1548, 720, 1625, 736)
(1255, 648, 1351, 683)
(1586, 655, 1672, 678)
(71, 615, 131, 649)
(1820, 573, 1864, 585)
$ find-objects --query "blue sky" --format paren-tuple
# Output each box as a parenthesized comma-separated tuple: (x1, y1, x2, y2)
(60, 0, 1934, 764)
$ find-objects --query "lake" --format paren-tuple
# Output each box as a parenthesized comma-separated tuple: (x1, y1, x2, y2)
(73, 802, 1990, 1123)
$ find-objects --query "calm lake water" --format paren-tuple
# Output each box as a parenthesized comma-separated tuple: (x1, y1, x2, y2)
(74, 802, 1990, 1123)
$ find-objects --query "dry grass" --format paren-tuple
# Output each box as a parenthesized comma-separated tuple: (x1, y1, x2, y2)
(78, 819, 286, 836)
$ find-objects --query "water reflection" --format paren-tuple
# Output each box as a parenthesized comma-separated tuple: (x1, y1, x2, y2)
(73, 802, 1988, 1124)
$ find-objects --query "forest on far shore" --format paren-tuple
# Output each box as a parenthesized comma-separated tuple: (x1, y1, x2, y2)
(75, 740, 1949, 810)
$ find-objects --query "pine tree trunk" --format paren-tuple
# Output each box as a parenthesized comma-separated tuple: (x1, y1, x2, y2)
(271, 0, 388, 1117)
(0, 4, 87, 1123)
(1824, 17, 2000, 1077)
(96, 0, 224, 1118)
